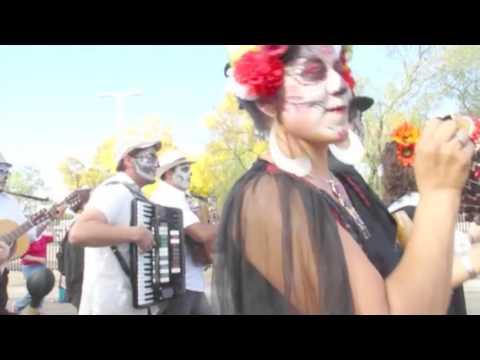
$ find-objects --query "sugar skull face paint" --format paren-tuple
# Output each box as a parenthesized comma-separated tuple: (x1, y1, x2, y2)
(279, 45, 352, 144)
(172, 164, 191, 191)
(133, 147, 159, 183)
(0, 163, 11, 191)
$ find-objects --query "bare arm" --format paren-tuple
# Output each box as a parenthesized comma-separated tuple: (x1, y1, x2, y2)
(347, 119, 475, 314)
(69, 208, 152, 250)
(394, 210, 479, 289)
(185, 223, 217, 244)
(385, 191, 459, 314)
(35, 222, 49, 238)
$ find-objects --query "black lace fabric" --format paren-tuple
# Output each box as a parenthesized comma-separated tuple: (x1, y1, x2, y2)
(212, 159, 396, 315)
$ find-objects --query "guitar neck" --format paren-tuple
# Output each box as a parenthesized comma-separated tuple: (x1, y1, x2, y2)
(0, 220, 35, 247)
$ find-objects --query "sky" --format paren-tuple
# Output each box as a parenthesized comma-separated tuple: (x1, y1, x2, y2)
(0, 45, 459, 200)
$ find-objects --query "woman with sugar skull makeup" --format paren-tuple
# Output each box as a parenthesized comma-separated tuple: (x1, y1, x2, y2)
(151, 151, 217, 315)
(69, 135, 162, 315)
(212, 45, 476, 315)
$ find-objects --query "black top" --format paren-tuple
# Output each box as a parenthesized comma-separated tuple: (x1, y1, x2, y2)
(213, 158, 402, 314)
(329, 155, 402, 278)
(330, 154, 467, 315)
(57, 227, 84, 310)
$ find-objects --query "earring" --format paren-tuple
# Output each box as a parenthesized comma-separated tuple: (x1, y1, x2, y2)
(329, 129, 365, 165)
(269, 126, 311, 177)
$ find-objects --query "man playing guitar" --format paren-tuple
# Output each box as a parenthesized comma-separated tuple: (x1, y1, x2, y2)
(0, 153, 37, 314)
(0, 152, 68, 314)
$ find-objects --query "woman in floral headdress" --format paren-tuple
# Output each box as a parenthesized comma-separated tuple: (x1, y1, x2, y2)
(213, 45, 476, 314)
(382, 120, 480, 315)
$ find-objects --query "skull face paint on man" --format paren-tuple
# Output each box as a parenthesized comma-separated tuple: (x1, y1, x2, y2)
(280, 45, 352, 144)
(132, 147, 159, 184)
(0, 163, 11, 192)
(172, 163, 191, 191)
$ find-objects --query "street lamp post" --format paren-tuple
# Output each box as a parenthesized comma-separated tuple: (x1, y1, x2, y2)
(98, 90, 143, 131)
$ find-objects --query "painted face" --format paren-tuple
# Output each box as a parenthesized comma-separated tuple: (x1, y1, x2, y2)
(132, 148, 159, 184)
(172, 163, 191, 191)
(280, 45, 352, 144)
(0, 163, 11, 191)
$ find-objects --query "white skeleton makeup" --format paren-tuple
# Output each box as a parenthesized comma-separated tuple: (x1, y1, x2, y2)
(172, 163, 191, 191)
(0, 163, 11, 191)
(328, 95, 368, 166)
(268, 45, 352, 176)
(132, 147, 159, 183)
(282, 46, 351, 142)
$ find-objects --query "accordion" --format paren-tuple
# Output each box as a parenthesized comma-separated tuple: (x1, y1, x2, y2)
(130, 198, 186, 309)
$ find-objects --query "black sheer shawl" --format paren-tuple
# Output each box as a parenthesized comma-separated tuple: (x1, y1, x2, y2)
(212, 159, 401, 315)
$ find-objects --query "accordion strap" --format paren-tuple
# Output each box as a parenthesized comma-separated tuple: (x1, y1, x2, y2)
(111, 246, 131, 277)
(105, 181, 150, 203)
(104, 181, 149, 279)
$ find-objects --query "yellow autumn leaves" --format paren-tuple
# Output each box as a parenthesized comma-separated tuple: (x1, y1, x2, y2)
(58, 93, 267, 210)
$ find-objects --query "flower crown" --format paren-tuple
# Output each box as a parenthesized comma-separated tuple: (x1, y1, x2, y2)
(225, 45, 356, 101)
(391, 122, 421, 167)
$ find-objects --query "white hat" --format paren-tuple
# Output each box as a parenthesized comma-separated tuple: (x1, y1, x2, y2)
(115, 135, 162, 171)
(157, 151, 193, 179)
(0, 152, 11, 167)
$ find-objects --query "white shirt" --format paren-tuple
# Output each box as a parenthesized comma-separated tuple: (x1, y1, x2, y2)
(79, 172, 152, 315)
(388, 192, 469, 256)
(0, 192, 36, 273)
(150, 181, 205, 292)
(388, 192, 420, 214)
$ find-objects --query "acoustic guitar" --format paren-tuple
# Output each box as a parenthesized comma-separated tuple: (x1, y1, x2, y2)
(0, 189, 90, 259)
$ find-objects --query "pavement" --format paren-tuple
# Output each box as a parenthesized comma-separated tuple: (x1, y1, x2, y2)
(6, 270, 480, 315)
(6, 269, 214, 315)
(7, 270, 78, 315)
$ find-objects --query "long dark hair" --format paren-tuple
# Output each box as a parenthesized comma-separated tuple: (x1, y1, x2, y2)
(380, 142, 417, 206)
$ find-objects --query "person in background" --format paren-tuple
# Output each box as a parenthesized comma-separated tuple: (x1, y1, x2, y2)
(381, 121, 480, 314)
(69, 136, 161, 315)
(15, 221, 65, 314)
(151, 151, 217, 315)
(0, 152, 41, 315)
(57, 188, 91, 311)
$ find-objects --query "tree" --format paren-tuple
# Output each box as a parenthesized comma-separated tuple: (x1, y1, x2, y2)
(436, 45, 480, 115)
(57, 116, 176, 197)
(6, 166, 49, 213)
(190, 93, 267, 209)
(7, 166, 47, 195)
(359, 45, 480, 197)
(58, 157, 87, 190)
(358, 45, 445, 195)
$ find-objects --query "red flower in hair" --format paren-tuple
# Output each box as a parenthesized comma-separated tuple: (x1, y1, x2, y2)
(342, 68, 356, 90)
(396, 144, 416, 167)
(340, 50, 356, 90)
(261, 45, 289, 57)
(234, 49, 285, 98)
(391, 122, 420, 167)
(470, 118, 480, 144)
